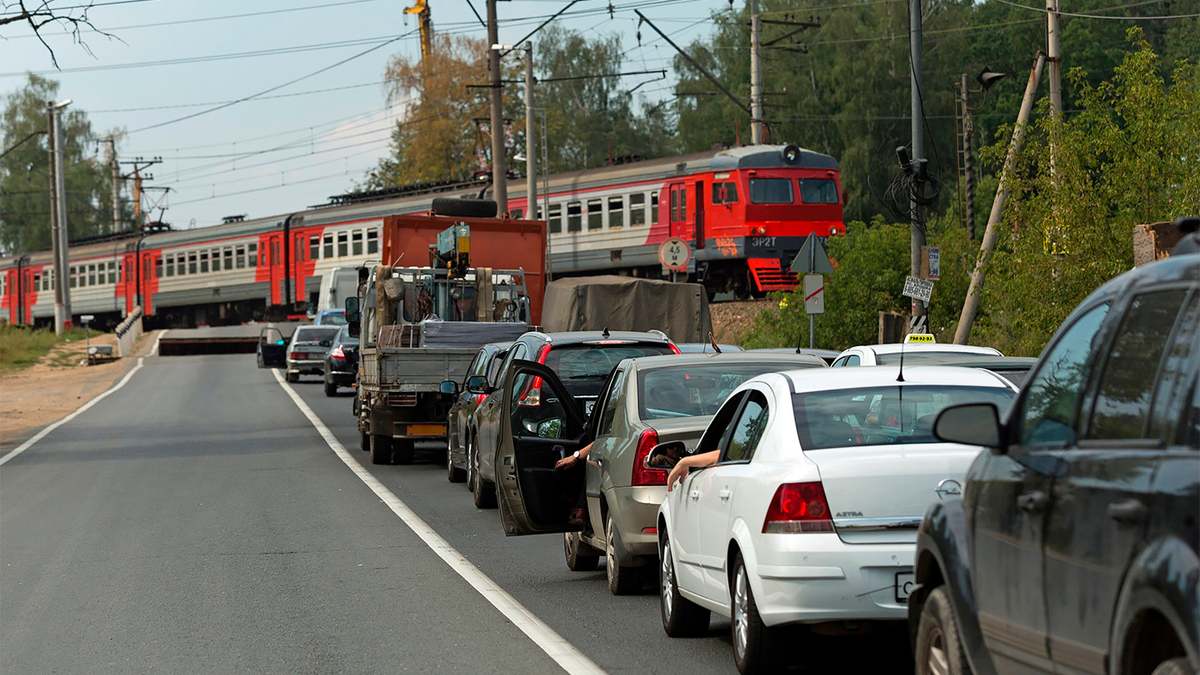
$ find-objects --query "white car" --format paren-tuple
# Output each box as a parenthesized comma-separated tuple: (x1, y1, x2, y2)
(655, 365, 1017, 675)
(831, 341, 1001, 367)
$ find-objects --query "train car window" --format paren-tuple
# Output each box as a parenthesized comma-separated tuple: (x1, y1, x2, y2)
(749, 178, 794, 204)
(567, 202, 582, 233)
(651, 191, 660, 222)
(798, 178, 839, 204)
(236, 246, 246, 269)
(248, 244, 258, 268)
(110, 262, 117, 284)
(337, 232, 349, 257)
(680, 187, 688, 220)
(177, 255, 186, 276)
(188, 252, 197, 274)
(166, 255, 175, 277)
(588, 199, 603, 230)
(352, 230, 364, 256)
(33, 272, 41, 291)
(309, 236, 319, 261)
(670, 189, 679, 222)
(367, 228, 379, 254)
(88, 264, 97, 286)
(609, 196, 624, 228)
(323, 233, 334, 259)
(200, 252, 209, 274)
(225, 248, 234, 271)
(548, 204, 562, 234)
(70, 267, 77, 289)
(630, 193, 646, 226)
(154, 259, 163, 279)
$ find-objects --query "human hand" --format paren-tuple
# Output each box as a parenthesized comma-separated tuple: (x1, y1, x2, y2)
(554, 455, 577, 470)
(666, 460, 689, 492)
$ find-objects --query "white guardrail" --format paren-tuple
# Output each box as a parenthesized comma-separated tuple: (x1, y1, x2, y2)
(115, 306, 144, 358)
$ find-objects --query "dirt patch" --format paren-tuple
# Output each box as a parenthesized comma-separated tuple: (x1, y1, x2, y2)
(710, 300, 773, 344)
(0, 330, 160, 447)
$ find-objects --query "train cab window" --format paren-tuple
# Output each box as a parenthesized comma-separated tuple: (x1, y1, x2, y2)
(352, 230, 363, 256)
(323, 234, 334, 259)
(367, 228, 379, 255)
(224, 248, 234, 271)
(798, 178, 839, 204)
(154, 259, 163, 279)
(309, 236, 319, 261)
(749, 178, 794, 204)
(248, 244, 258, 268)
(713, 181, 739, 204)
(567, 202, 582, 233)
(630, 193, 646, 227)
(587, 199, 603, 230)
(548, 204, 562, 234)
(608, 196, 624, 228)
(337, 232, 349, 257)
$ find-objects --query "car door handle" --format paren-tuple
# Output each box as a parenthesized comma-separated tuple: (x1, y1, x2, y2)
(689, 490, 701, 501)
(1108, 499, 1148, 525)
(718, 488, 731, 501)
(1017, 491, 1050, 514)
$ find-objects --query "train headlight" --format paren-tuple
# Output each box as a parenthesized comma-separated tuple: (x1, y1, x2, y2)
(781, 144, 801, 164)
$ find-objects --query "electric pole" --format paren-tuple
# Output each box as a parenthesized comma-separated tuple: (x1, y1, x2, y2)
(1046, 0, 1062, 121)
(524, 42, 537, 220)
(101, 136, 120, 234)
(749, 0, 764, 145)
(960, 74, 976, 240)
(48, 99, 73, 335)
(908, 0, 927, 333)
(487, 0, 507, 215)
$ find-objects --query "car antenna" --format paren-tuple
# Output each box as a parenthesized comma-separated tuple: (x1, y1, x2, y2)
(897, 337, 907, 383)
(602, 326, 610, 338)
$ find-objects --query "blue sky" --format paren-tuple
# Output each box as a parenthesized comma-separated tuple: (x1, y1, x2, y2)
(4, 0, 728, 230)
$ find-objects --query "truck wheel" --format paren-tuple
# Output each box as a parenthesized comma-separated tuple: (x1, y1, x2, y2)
(393, 439, 414, 465)
(360, 431, 369, 452)
(370, 434, 393, 465)
(607, 513, 643, 595)
(563, 532, 600, 571)
(915, 586, 970, 675)
(286, 371, 298, 383)
(431, 197, 497, 218)
(447, 449, 466, 483)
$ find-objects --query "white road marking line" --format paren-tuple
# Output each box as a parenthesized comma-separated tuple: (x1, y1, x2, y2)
(0, 356, 145, 468)
(271, 369, 608, 675)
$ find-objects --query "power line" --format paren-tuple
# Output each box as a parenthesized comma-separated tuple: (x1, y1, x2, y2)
(171, 165, 377, 206)
(989, 0, 1198, 19)
(90, 80, 398, 113)
(0, 0, 162, 16)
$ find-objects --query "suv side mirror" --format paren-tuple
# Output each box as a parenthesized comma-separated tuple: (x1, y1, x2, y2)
(344, 297, 360, 323)
(466, 375, 489, 395)
(440, 380, 459, 396)
(934, 403, 1002, 451)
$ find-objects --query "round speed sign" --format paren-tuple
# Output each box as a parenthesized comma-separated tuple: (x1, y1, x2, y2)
(658, 237, 692, 272)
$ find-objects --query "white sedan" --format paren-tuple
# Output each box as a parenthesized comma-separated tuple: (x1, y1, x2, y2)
(655, 365, 1017, 675)
(831, 341, 1001, 367)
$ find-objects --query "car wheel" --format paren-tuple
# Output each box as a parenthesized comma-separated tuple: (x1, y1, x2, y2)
(324, 378, 337, 397)
(731, 553, 784, 675)
(660, 530, 709, 637)
(369, 434, 393, 465)
(472, 442, 496, 509)
(915, 586, 970, 675)
(563, 532, 600, 571)
(447, 447, 466, 483)
(466, 436, 477, 492)
(607, 512, 643, 595)
(1150, 658, 1193, 675)
(286, 371, 298, 383)
(393, 439, 414, 465)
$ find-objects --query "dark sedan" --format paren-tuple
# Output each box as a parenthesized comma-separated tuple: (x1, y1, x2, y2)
(323, 327, 358, 396)
(445, 341, 510, 484)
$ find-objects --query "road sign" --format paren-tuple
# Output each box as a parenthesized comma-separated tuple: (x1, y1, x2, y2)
(658, 237, 691, 272)
(902, 276, 934, 303)
(909, 314, 929, 334)
(920, 246, 940, 281)
(789, 233, 834, 274)
(80, 314, 95, 323)
(803, 274, 824, 314)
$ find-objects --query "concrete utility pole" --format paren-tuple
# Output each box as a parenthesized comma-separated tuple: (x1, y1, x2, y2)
(524, 43, 537, 220)
(908, 0, 927, 332)
(960, 74, 976, 240)
(46, 105, 59, 327)
(487, 0, 507, 215)
(48, 100, 73, 335)
(1046, 0, 1062, 120)
(955, 52, 1047, 345)
(102, 136, 120, 234)
(749, 0, 764, 145)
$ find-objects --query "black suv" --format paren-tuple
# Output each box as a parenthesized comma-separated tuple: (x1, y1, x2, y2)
(909, 254, 1198, 675)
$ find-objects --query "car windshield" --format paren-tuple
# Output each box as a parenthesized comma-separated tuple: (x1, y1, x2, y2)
(792, 385, 1015, 450)
(295, 327, 340, 344)
(545, 344, 674, 398)
(319, 313, 348, 325)
(639, 362, 820, 420)
(875, 350, 995, 365)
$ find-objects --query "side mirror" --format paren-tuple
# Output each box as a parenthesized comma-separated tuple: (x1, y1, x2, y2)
(537, 418, 563, 439)
(440, 380, 459, 396)
(466, 375, 489, 395)
(934, 403, 1002, 450)
(344, 296, 360, 323)
(645, 440, 687, 470)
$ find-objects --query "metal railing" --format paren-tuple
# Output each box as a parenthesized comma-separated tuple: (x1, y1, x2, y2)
(115, 306, 143, 358)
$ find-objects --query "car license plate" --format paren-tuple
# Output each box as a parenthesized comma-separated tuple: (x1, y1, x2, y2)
(407, 424, 446, 436)
(895, 572, 915, 603)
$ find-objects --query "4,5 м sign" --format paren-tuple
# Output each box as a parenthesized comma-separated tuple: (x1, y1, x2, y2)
(658, 237, 691, 273)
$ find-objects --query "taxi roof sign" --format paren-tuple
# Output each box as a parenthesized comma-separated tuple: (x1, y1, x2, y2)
(905, 333, 936, 343)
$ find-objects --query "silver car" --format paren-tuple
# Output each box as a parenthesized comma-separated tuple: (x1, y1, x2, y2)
(285, 325, 340, 383)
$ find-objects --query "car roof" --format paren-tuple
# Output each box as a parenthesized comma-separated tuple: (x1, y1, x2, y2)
(842, 343, 1002, 357)
(535, 330, 673, 345)
(626, 352, 827, 370)
(318, 309, 344, 315)
(901, 355, 1036, 370)
(676, 342, 744, 353)
(780, 364, 1016, 393)
(482, 341, 513, 350)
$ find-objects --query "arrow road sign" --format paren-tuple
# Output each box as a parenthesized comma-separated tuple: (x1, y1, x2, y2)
(789, 233, 834, 274)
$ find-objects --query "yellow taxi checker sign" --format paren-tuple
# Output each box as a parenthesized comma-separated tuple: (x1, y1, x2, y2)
(905, 334, 936, 343)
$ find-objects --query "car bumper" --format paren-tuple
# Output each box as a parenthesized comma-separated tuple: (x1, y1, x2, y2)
(606, 485, 667, 558)
(327, 369, 356, 385)
(286, 359, 325, 375)
(751, 534, 913, 626)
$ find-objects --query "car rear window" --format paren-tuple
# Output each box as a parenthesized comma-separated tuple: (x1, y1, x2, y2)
(545, 344, 674, 397)
(792, 385, 1015, 450)
(639, 362, 821, 420)
(875, 351, 996, 365)
(295, 327, 340, 343)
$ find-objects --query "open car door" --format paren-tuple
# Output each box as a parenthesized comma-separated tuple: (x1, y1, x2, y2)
(496, 360, 588, 536)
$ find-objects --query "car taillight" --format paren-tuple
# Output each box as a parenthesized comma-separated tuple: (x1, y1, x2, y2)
(763, 482, 834, 533)
(517, 380, 542, 407)
(536, 343, 551, 364)
(330, 346, 345, 360)
(667, 342, 682, 355)
(289, 352, 304, 360)
(631, 429, 667, 486)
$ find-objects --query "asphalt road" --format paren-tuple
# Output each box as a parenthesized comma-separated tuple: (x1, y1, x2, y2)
(1, 353, 912, 675)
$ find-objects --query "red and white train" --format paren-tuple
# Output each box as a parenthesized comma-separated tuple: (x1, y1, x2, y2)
(1, 143, 843, 328)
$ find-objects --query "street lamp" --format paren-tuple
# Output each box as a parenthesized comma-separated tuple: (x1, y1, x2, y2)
(956, 68, 1007, 239)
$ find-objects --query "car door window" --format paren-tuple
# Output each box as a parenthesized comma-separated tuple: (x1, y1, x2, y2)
(596, 368, 627, 437)
(721, 392, 769, 463)
(510, 369, 568, 438)
(1087, 289, 1189, 440)
(695, 392, 747, 454)
(1148, 292, 1198, 443)
(846, 354, 861, 366)
(1016, 302, 1111, 447)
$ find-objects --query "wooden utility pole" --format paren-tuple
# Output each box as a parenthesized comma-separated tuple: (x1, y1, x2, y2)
(487, 0, 507, 215)
(524, 43, 536, 220)
(908, 0, 927, 333)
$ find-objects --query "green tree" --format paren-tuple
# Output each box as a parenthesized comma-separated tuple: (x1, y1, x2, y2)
(1, 74, 117, 255)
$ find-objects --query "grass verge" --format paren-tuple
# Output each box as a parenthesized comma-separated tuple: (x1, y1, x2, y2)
(0, 325, 94, 371)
